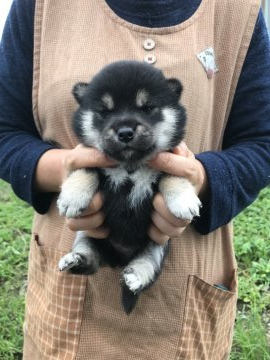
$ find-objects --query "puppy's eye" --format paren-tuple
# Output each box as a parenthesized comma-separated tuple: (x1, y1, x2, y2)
(99, 108, 111, 116)
(140, 105, 156, 114)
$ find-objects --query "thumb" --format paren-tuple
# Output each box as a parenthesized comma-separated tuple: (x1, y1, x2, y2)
(173, 142, 194, 159)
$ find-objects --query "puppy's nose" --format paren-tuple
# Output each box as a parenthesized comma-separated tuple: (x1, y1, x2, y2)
(117, 127, 134, 143)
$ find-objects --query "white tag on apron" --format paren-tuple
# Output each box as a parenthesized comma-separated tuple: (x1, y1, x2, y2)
(197, 47, 218, 79)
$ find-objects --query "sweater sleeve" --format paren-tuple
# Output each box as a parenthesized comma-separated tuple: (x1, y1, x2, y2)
(0, 0, 55, 213)
(194, 8, 270, 234)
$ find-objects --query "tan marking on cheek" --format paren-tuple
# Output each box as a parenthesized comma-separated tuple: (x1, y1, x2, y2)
(137, 125, 144, 134)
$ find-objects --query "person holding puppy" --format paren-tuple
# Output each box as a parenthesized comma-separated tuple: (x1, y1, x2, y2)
(0, 0, 270, 359)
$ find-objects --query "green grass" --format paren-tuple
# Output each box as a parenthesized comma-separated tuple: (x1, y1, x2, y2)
(234, 189, 270, 311)
(231, 311, 270, 360)
(232, 187, 270, 359)
(0, 180, 32, 359)
(0, 179, 269, 359)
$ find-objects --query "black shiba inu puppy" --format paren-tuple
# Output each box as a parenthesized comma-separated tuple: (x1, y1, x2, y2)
(57, 61, 201, 313)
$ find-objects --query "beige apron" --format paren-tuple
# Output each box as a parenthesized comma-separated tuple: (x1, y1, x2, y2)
(23, 0, 260, 359)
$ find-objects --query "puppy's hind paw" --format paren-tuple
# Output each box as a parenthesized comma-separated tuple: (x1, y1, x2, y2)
(58, 252, 83, 271)
(122, 267, 143, 294)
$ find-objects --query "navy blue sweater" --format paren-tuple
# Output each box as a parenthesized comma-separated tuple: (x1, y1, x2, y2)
(0, 0, 270, 235)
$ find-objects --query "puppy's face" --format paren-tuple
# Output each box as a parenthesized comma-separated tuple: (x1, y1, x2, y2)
(72, 61, 186, 163)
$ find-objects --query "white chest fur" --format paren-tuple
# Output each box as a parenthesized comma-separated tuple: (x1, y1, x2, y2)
(103, 166, 159, 208)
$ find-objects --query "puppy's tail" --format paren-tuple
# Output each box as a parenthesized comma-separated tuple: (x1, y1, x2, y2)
(121, 284, 140, 314)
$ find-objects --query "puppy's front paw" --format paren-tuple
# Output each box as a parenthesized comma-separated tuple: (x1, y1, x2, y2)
(57, 190, 92, 218)
(57, 169, 98, 218)
(159, 176, 201, 221)
(166, 189, 201, 221)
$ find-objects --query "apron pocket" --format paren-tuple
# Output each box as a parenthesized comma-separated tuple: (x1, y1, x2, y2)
(176, 271, 237, 360)
(24, 234, 87, 359)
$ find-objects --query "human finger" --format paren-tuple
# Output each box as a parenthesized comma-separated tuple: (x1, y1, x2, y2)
(173, 141, 194, 158)
(148, 151, 196, 178)
(147, 223, 170, 245)
(66, 211, 105, 231)
(63, 145, 117, 172)
(85, 226, 110, 239)
(151, 211, 187, 238)
(78, 192, 104, 216)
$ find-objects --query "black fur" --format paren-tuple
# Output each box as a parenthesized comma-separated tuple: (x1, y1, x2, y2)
(72, 61, 186, 158)
(59, 61, 188, 313)
(92, 172, 159, 266)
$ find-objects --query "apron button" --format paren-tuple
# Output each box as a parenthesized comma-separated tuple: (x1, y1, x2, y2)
(143, 38, 156, 50)
(144, 54, 157, 64)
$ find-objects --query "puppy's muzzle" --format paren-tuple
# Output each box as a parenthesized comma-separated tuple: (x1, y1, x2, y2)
(117, 127, 134, 143)
(101, 117, 155, 161)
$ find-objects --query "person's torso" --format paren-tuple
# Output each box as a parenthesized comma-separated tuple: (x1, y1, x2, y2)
(24, 1, 260, 359)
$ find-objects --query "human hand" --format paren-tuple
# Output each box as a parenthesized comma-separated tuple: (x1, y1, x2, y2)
(61, 144, 116, 181)
(35, 144, 115, 238)
(62, 145, 116, 237)
(64, 143, 207, 243)
(66, 192, 110, 239)
(35, 144, 116, 193)
(147, 142, 208, 245)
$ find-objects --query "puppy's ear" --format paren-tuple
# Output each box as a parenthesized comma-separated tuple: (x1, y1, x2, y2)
(166, 78, 183, 99)
(72, 82, 88, 104)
